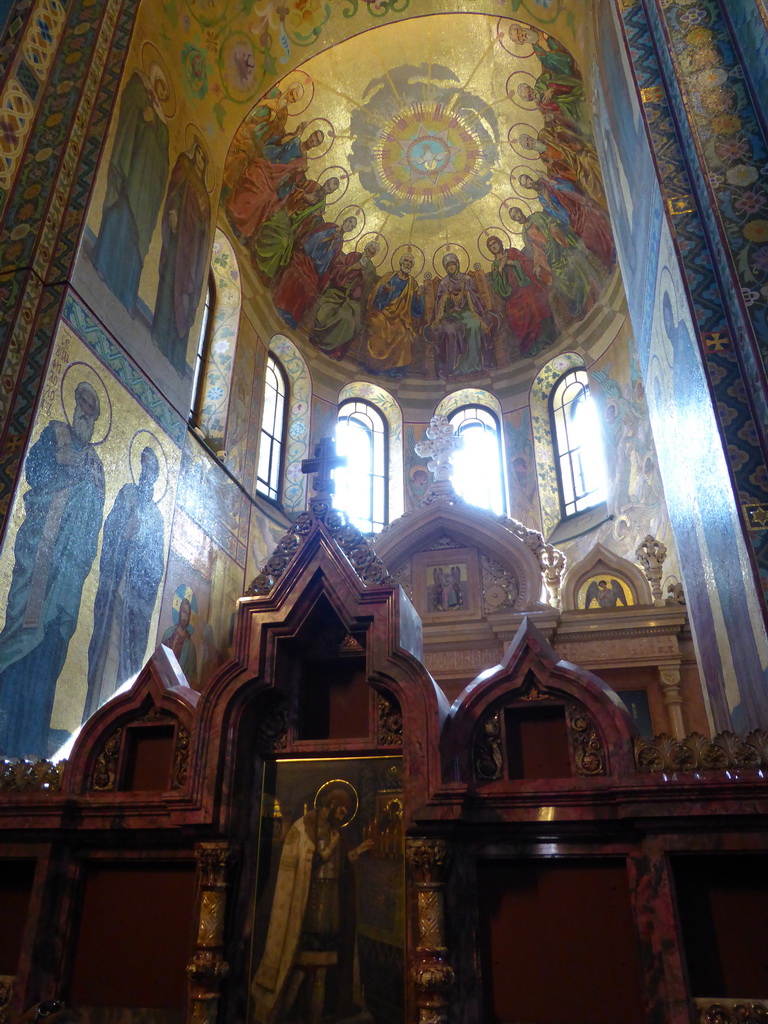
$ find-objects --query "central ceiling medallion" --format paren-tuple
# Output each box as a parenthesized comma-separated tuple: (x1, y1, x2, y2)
(349, 62, 498, 221)
(375, 104, 479, 204)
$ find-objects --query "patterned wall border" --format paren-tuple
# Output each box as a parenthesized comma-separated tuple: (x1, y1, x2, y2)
(62, 291, 186, 447)
(616, 0, 768, 598)
(0, 0, 65, 204)
(0, 0, 137, 537)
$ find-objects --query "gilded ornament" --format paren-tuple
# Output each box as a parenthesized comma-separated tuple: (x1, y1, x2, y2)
(377, 692, 403, 746)
(406, 838, 449, 884)
(91, 728, 122, 791)
(635, 730, 768, 772)
(474, 711, 503, 781)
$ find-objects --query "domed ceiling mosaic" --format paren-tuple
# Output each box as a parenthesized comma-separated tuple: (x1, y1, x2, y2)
(221, 13, 615, 382)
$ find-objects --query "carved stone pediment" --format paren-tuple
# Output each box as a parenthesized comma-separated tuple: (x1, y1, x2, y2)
(375, 499, 552, 615)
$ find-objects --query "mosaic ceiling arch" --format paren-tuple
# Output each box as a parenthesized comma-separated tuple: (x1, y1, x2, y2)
(221, 13, 615, 383)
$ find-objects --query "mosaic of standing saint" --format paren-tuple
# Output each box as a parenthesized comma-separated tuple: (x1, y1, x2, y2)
(221, 14, 616, 382)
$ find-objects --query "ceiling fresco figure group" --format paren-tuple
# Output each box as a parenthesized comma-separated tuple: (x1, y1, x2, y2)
(222, 15, 615, 382)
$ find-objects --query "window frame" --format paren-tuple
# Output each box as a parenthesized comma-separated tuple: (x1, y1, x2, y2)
(190, 271, 215, 429)
(256, 354, 289, 504)
(447, 403, 507, 516)
(550, 368, 605, 520)
(335, 398, 389, 534)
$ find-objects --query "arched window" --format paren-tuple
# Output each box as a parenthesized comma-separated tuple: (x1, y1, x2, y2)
(190, 273, 214, 426)
(447, 405, 506, 515)
(256, 355, 288, 502)
(335, 399, 388, 533)
(551, 369, 606, 517)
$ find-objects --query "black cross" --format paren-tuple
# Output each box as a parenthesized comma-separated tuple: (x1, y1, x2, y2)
(301, 436, 347, 499)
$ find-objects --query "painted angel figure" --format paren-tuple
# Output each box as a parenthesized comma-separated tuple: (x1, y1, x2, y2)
(585, 578, 626, 609)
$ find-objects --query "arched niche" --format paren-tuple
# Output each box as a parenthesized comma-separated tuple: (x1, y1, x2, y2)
(444, 619, 637, 785)
(339, 381, 404, 521)
(561, 542, 652, 611)
(64, 645, 199, 796)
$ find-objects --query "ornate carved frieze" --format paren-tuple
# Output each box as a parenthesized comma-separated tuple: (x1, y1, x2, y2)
(377, 692, 403, 746)
(566, 707, 606, 776)
(255, 699, 289, 751)
(474, 711, 503, 781)
(481, 555, 520, 613)
(635, 730, 768, 772)
(423, 645, 503, 675)
(0, 759, 65, 793)
(247, 502, 395, 594)
(698, 1000, 768, 1023)
(555, 632, 679, 664)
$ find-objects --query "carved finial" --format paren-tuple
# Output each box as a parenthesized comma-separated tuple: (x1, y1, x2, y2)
(635, 535, 667, 605)
(414, 415, 463, 492)
(539, 543, 566, 609)
(665, 580, 685, 606)
(301, 436, 347, 501)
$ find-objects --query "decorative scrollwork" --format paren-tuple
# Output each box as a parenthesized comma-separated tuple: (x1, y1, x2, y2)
(520, 678, 552, 701)
(255, 699, 289, 751)
(172, 724, 190, 789)
(702, 1002, 768, 1024)
(186, 949, 230, 986)
(246, 503, 395, 595)
(391, 562, 413, 599)
(91, 728, 122, 791)
(377, 692, 403, 746)
(406, 838, 449, 885)
(566, 708, 606, 776)
(474, 711, 503, 781)
(481, 555, 520, 613)
(0, 759, 65, 793)
(635, 730, 768, 773)
(411, 956, 455, 993)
